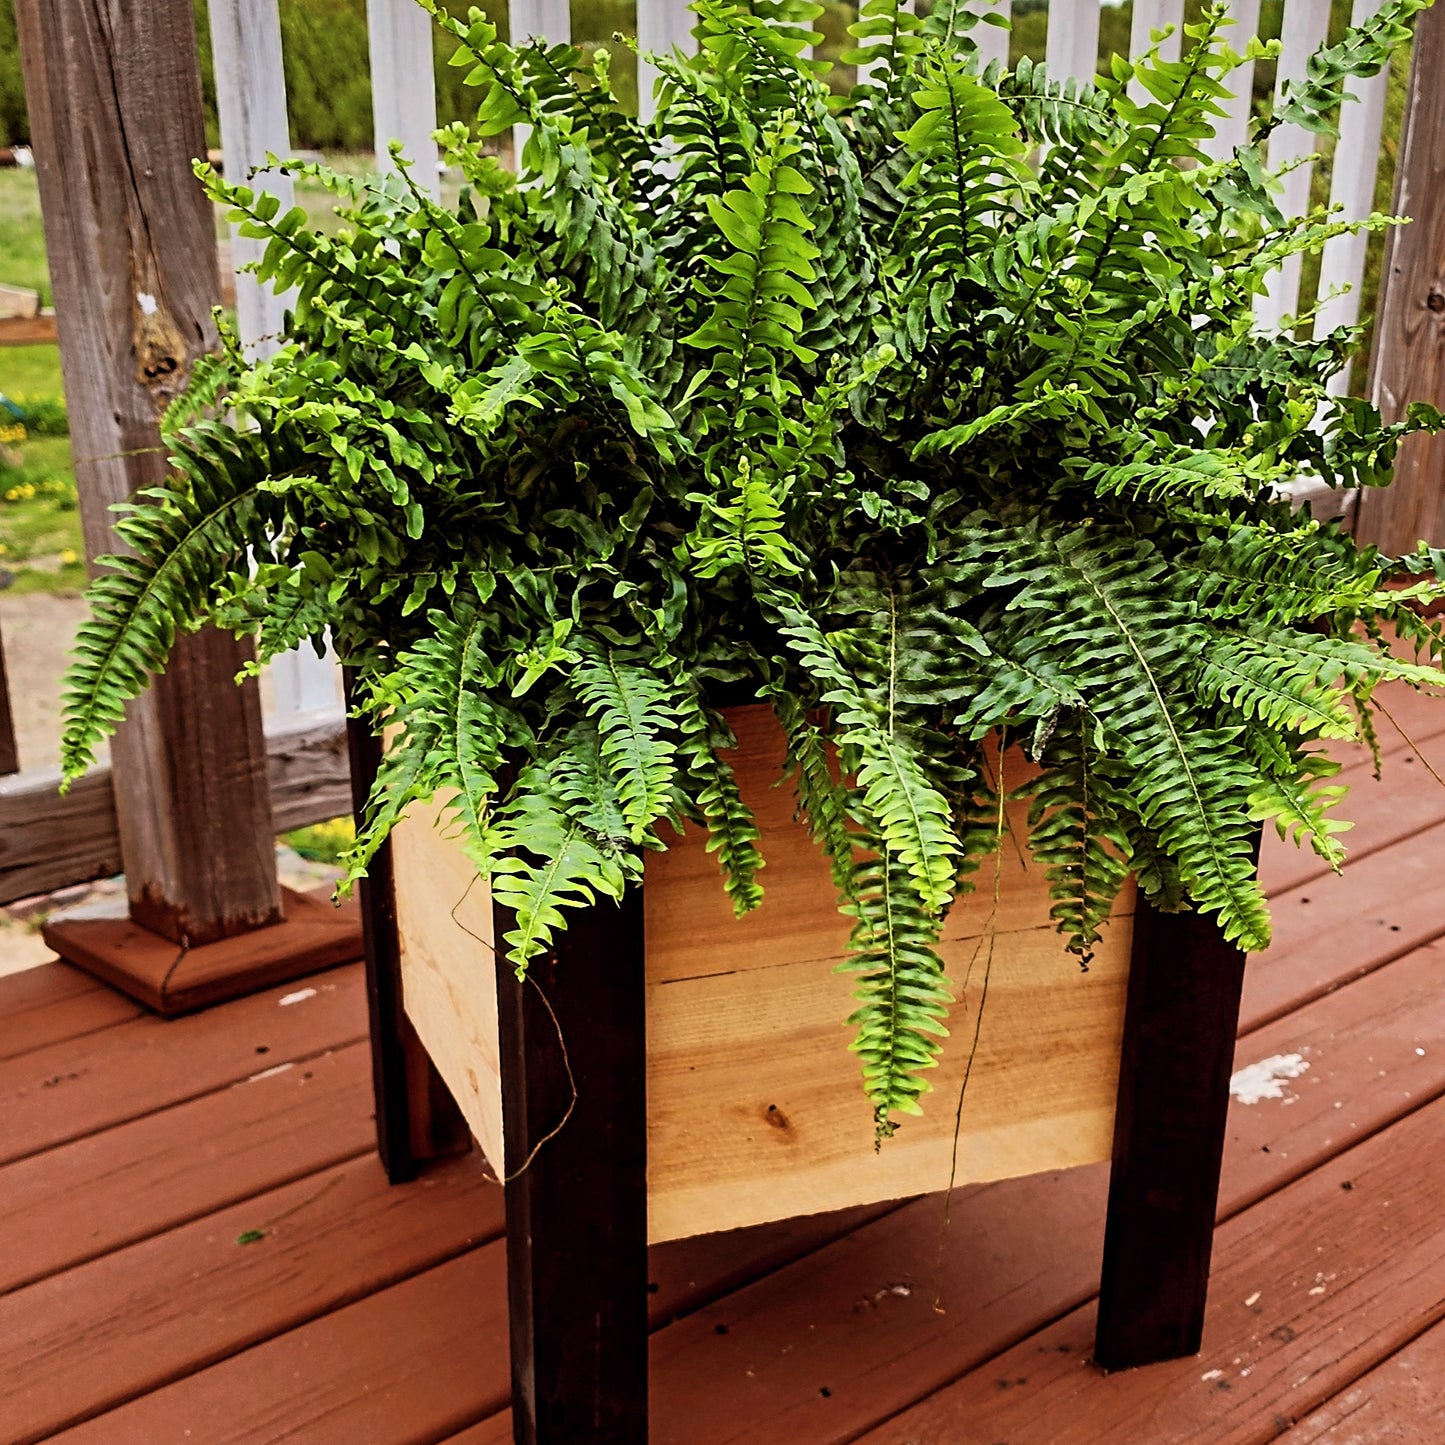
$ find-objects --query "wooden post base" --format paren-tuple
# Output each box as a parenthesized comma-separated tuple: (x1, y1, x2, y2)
(41, 886, 363, 1016)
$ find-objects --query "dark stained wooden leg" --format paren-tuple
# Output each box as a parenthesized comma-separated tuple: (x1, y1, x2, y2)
(0, 623, 18, 777)
(495, 889, 649, 1445)
(1094, 896, 1249, 1371)
(343, 673, 468, 1183)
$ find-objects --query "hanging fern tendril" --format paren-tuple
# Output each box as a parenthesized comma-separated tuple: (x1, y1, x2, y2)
(60, 0, 1445, 1140)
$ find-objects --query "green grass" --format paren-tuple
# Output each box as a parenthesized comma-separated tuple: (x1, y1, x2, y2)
(0, 342, 64, 401)
(281, 816, 355, 865)
(0, 168, 51, 303)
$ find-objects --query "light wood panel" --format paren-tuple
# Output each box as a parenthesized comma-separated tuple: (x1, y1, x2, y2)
(390, 704, 1133, 1242)
(390, 806, 506, 1172)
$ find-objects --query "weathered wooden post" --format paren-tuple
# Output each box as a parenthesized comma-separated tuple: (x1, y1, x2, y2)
(13, 0, 358, 1012)
(1355, 1, 1445, 553)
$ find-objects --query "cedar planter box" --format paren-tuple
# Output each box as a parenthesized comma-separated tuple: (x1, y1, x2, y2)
(388, 704, 1136, 1242)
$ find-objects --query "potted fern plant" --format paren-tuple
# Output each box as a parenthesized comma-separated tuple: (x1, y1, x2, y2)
(61, 0, 1445, 1239)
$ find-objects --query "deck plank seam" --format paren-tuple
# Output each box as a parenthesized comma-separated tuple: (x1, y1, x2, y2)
(1, 1030, 371, 1169)
(0, 1010, 144, 1066)
(0, 1142, 379, 1301)
(1238, 928, 1445, 1040)
(795, 969, 1445, 1444)
(38, 1228, 505, 1442)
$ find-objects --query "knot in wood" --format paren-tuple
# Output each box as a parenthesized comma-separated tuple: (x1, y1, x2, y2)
(1428, 291, 1445, 314)
(133, 294, 192, 408)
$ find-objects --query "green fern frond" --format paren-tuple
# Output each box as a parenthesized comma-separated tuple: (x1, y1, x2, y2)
(571, 646, 680, 843)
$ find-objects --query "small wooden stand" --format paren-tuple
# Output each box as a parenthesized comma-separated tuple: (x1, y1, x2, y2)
(349, 718, 1250, 1441)
(40, 888, 363, 1018)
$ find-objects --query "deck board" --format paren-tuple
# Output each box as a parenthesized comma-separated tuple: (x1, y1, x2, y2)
(1289, 1318, 1445, 1441)
(53, 1201, 904, 1443)
(0, 960, 140, 1061)
(855, 1094, 1445, 1444)
(1243, 820, 1445, 1032)
(1, 1152, 500, 1442)
(6, 716, 1445, 1442)
(0, 965, 366, 1166)
(0, 1041, 375, 1294)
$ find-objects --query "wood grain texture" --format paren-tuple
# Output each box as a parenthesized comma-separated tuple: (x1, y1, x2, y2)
(0, 966, 140, 1062)
(854, 1093, 1445, 1444)
(55, 1200, 904, 1445)
(0, 1153, 501, 1443)
(0, 965, 368, 1167)
(0, 710, 353, 907)
(1356, 0, 1445, 551)
(1221, 936, 1445, 1216)
(0, 1041, 373, 1294)
(11, 0, 280, 945)
(389, 783, 505, 1170)
(1289, 1318, 1445, 1441)
(1242, 818, 1445, 1033)
(43, 885, 362, 1016)
(389, 704, 1134, 1242)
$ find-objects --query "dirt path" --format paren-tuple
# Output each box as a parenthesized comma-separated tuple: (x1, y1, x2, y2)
(0, 588, 95, 775)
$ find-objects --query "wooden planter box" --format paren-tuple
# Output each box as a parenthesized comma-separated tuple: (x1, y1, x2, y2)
(387, 704, 1136, 1242)
(352, 695, 1249, 1441)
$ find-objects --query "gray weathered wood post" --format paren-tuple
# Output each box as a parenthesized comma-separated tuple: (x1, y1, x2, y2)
(12, 0, 359, 1010)
(1355, 2, 1445, 554)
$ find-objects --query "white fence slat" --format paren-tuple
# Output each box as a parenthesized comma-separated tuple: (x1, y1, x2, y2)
(268, 646, 343, 717)
(1045, 0, 1101, 84)
(1255, 0, 1332, 330)
(1316, 0, 1392, 393)
(209, 1, 339, 722)
(511, 0, 572, 44)
(1206, 0, 1262, 159)
(367, 0, 440, 196)
(969, 0, 1012, 73)
(1127, 0, 1184, 105)
(508, 0, 571, 167)
(206, 0, 294, 358)
(637, 0, 697, 123)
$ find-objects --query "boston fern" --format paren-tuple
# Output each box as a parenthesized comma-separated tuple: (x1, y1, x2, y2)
(61, 0, 1445, 1137)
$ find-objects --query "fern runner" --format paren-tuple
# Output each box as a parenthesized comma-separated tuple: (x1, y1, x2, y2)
(60, 0, 1445, 1139)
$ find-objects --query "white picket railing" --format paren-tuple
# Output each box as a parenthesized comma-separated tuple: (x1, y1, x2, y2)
(205, 0, 1405, 724)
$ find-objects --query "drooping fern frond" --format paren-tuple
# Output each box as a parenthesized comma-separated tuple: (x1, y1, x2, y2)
(61, 424, 286, 777)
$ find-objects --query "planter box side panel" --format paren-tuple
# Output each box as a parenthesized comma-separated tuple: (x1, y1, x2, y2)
(388, 705, 1134, 1244)
(390, 803, 505, 1175)
(643, 707, 1135, 1242)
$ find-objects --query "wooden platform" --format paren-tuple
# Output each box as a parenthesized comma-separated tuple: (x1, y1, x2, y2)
(5, 683, 1445, 1443)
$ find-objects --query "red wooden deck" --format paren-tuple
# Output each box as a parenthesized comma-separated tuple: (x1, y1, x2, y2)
(6, 685, 1445, 1443)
